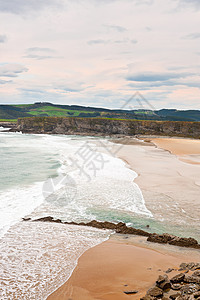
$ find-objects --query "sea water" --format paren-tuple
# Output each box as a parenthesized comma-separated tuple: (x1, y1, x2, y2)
(0, 132, 199, 299)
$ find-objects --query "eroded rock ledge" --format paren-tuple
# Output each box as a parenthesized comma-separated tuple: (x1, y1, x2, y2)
(23, 217, 200, 250)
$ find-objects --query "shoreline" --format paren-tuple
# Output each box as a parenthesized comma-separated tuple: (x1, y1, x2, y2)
(26, 217, 200, 249)
(1, 132, 199, 299)
(47, 135, 200, 299)
(48, 235, 200, 300)
(111, 136, 200, 240)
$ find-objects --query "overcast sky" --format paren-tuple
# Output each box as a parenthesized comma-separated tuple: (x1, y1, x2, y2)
(0, 0, 200, 109)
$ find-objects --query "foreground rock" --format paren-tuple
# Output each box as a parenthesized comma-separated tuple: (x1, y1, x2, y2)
(23, 216, 200, 250)
(141, 263, 200, 299)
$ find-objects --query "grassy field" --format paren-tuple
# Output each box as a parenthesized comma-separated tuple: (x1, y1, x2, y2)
(1, 103, 200, 122)
(26, 106, 96, 117)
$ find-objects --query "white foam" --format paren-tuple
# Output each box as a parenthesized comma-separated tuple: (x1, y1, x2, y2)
(0, 133, 152, 233)
(0, 126, 11, 131)
(0, 222, 110, 300)
(0, 182, 44, 237)
(0, 133, 153, 298)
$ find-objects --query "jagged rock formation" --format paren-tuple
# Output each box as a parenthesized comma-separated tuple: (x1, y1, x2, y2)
(16, 117, 200, 138)
(23, 217, 200, 250)
(141, 263, 200, 299)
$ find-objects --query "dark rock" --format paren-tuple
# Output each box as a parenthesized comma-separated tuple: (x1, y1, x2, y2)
(193, 271, 200, 277)
(169, 237, 199, 248)
(115, 222, 150, 237)
(184, 276, 200, 284)
(124, 290, 138, 295)
(156, 275, 171, 291)
(179, 263, 198, 271)
(30, 217, 200, 250)
(33, 216, 63, 223)
(22, 217, 31, 221)
(192, 264, 200, 271)
(179, 263, 191, 271)
(170, 273, 185, 284)
(171, 284, 183, 291)
(140, 296, 154, 300)
(181, 284, 199, 295)
(17, 117, 200, 139)
(147, 286, 163, 298)
(147, 233, 175, 244)
(34, 216, 54, 222)
(156, 275, 169, 284)
(166, 268, 175, 274)
(87, 220, 116, 230)
(169, 293, 181, 299)
(160, 281, 171, 291)
(194, 291, 200, 298)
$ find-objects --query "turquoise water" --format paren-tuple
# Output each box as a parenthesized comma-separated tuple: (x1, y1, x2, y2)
(0, 133, 59, 191)
(0, 132, 199, 242)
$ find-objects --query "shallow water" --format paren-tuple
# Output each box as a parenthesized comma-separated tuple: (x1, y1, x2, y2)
(0, 132, 199, 299)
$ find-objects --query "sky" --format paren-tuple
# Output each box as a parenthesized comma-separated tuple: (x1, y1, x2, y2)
(0, 0, 200, 110)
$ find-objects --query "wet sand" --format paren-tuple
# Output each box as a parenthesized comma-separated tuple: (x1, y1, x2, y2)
(112, 137, 200, 234)
(48, 235, 199, 300)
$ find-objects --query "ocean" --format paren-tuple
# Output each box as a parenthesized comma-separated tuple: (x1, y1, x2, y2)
(0, 131, 199, 299)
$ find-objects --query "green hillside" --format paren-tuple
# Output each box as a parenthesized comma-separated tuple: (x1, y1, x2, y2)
(0, 102, 200, 122)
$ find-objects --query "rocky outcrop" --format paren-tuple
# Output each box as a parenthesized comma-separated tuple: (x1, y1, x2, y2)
(23, 217, 200, 250)
(147, 234, 200, 249)
(141, 264, 200, 299)
(17, 117, 200, 138)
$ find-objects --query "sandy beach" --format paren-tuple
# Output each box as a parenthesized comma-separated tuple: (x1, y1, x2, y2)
(48, 137, 200, 300)
(151, 137, 200, 164)
(113, 137, 200, 236)
(48, 235, 199, 300)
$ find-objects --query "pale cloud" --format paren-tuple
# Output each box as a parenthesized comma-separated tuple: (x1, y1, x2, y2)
(0, 0, 199, 109)
(27, 47, 56, 53)
(23, 47, 60, 60)
(0, 79, 12, 84)
(0, 64, 28, 78)
(87, 39, 111, 45)
(88, 38, 138, 45)
(126, 72, 191, 82)
(183, 33, 200, 39)
(103, 24, 127, 32)
(178, 0, 200, 10)
(0, 0, 63, 14)
(0, 35, 7, 43)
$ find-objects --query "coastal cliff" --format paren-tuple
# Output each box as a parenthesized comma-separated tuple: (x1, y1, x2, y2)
(17, 117, 200, 138)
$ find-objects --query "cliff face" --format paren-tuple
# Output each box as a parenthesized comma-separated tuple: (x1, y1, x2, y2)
(17, 117, 200, 138)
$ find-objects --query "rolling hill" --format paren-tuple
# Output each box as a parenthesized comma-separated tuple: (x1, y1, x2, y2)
(0, 102, 200, 122)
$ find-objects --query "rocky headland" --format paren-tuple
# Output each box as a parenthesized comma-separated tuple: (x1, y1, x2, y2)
(16, 117, 200, 138)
